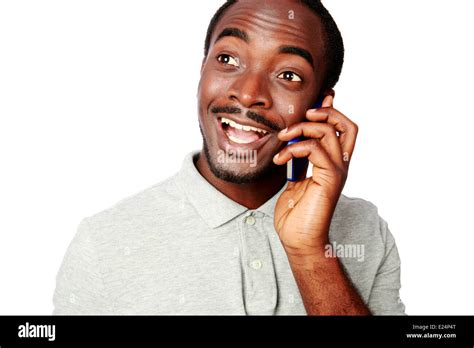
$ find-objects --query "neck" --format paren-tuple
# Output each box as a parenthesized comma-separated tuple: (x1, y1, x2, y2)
(195, 150, 287, 210)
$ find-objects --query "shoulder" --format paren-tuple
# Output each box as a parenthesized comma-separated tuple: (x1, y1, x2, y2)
(330, 194, 392, 246)
(334, 194, 379, 219)
(80, 173, 185, 241)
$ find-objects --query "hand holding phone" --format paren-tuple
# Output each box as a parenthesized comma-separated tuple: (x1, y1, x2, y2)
(274, 93, 359, 261)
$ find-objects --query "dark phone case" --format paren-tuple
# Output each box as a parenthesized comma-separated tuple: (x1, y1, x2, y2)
(286, 98, 323, 182)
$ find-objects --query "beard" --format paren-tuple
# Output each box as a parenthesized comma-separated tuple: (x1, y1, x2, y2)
(200, 126, 278, 184)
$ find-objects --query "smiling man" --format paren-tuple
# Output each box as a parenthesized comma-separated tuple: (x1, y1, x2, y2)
(53, 0, 405, 315)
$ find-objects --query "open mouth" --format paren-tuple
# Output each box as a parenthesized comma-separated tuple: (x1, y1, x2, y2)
(219, 117, 269, 144)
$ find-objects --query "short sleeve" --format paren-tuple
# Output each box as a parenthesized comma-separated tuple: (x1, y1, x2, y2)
(52, 218, 111, 314)
(367, 217, 406, 315)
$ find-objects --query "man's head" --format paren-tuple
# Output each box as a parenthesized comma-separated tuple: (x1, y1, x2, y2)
(197, 0, 344, 184)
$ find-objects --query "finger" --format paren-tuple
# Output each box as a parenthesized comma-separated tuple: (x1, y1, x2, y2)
(278, 122, 344, 169)
(273, 138, 334, 172)
(305, 108, 358, 165)
(321, 94, 334, 108)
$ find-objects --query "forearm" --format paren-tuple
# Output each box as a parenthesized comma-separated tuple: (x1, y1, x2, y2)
(287, 252, 371, 315)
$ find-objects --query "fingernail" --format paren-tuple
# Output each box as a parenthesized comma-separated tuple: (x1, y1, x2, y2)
(280, 128, 288, 134)
(274, 153, 279, 159)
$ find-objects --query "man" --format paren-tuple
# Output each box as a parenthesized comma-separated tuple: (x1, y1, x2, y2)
(53, 0, 405, 315)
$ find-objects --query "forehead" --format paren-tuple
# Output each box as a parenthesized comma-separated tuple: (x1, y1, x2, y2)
(211, 0, 325, 59)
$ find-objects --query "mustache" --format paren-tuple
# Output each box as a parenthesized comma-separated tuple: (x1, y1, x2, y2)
(210, 105, 282, 132)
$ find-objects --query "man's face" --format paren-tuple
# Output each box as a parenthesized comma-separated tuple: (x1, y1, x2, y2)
(198, 0, 327, 183)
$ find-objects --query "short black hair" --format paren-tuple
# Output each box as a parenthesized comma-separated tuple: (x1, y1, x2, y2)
(203, 0, 344, 93)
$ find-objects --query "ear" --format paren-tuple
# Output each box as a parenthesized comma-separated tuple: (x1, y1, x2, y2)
(200, 57, 206, 75)
(315, 88, 335, 103)
(314, 89, 335, 108)
(324, 88, 335, 98)
(321, 88, 335, 108)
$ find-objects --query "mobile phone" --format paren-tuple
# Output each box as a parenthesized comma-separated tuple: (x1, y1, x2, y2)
(286, 98, 324, 182)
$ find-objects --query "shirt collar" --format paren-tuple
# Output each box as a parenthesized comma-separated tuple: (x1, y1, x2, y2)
(176, 150, 288, 229)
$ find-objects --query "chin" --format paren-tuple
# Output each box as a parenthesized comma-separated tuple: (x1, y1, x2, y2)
(203, 140, 276, 184)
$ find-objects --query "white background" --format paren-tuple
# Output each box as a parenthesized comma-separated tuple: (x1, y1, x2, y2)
(1, 0, 473, 315)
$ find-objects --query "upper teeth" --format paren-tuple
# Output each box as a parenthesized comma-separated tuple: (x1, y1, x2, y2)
(221, 117, 268, 135)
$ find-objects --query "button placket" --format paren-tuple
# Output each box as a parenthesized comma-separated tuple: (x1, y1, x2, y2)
(240, 210, 278, 314)
(245, 215, 256, 226)
(250, 259, 263, 270)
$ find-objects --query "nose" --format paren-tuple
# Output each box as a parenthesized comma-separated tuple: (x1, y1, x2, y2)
(227, 70, 272, 109)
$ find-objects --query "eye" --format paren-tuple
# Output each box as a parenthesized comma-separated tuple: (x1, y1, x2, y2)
(217, 54, 240, 67)
(278, 71, 302, 82)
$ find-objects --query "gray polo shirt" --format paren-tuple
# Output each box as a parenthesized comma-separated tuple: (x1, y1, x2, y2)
(53, 151, 405, 315)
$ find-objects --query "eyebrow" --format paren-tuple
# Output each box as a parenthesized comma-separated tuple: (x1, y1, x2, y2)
(214, 27, 314, 69)
(215, 27, 249, 44)
(278, 46, 314, 69)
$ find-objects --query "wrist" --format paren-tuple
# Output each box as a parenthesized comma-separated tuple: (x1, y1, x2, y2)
(285, 244, 336, 271)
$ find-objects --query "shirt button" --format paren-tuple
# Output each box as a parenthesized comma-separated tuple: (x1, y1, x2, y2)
(250, 259, 263, 270)
(245, 215, 256, 225)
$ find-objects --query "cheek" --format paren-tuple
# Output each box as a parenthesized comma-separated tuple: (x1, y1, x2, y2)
(198, 69, 232, 104)
(274, 98, 308, 128)
(197, 69, 233, 130)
